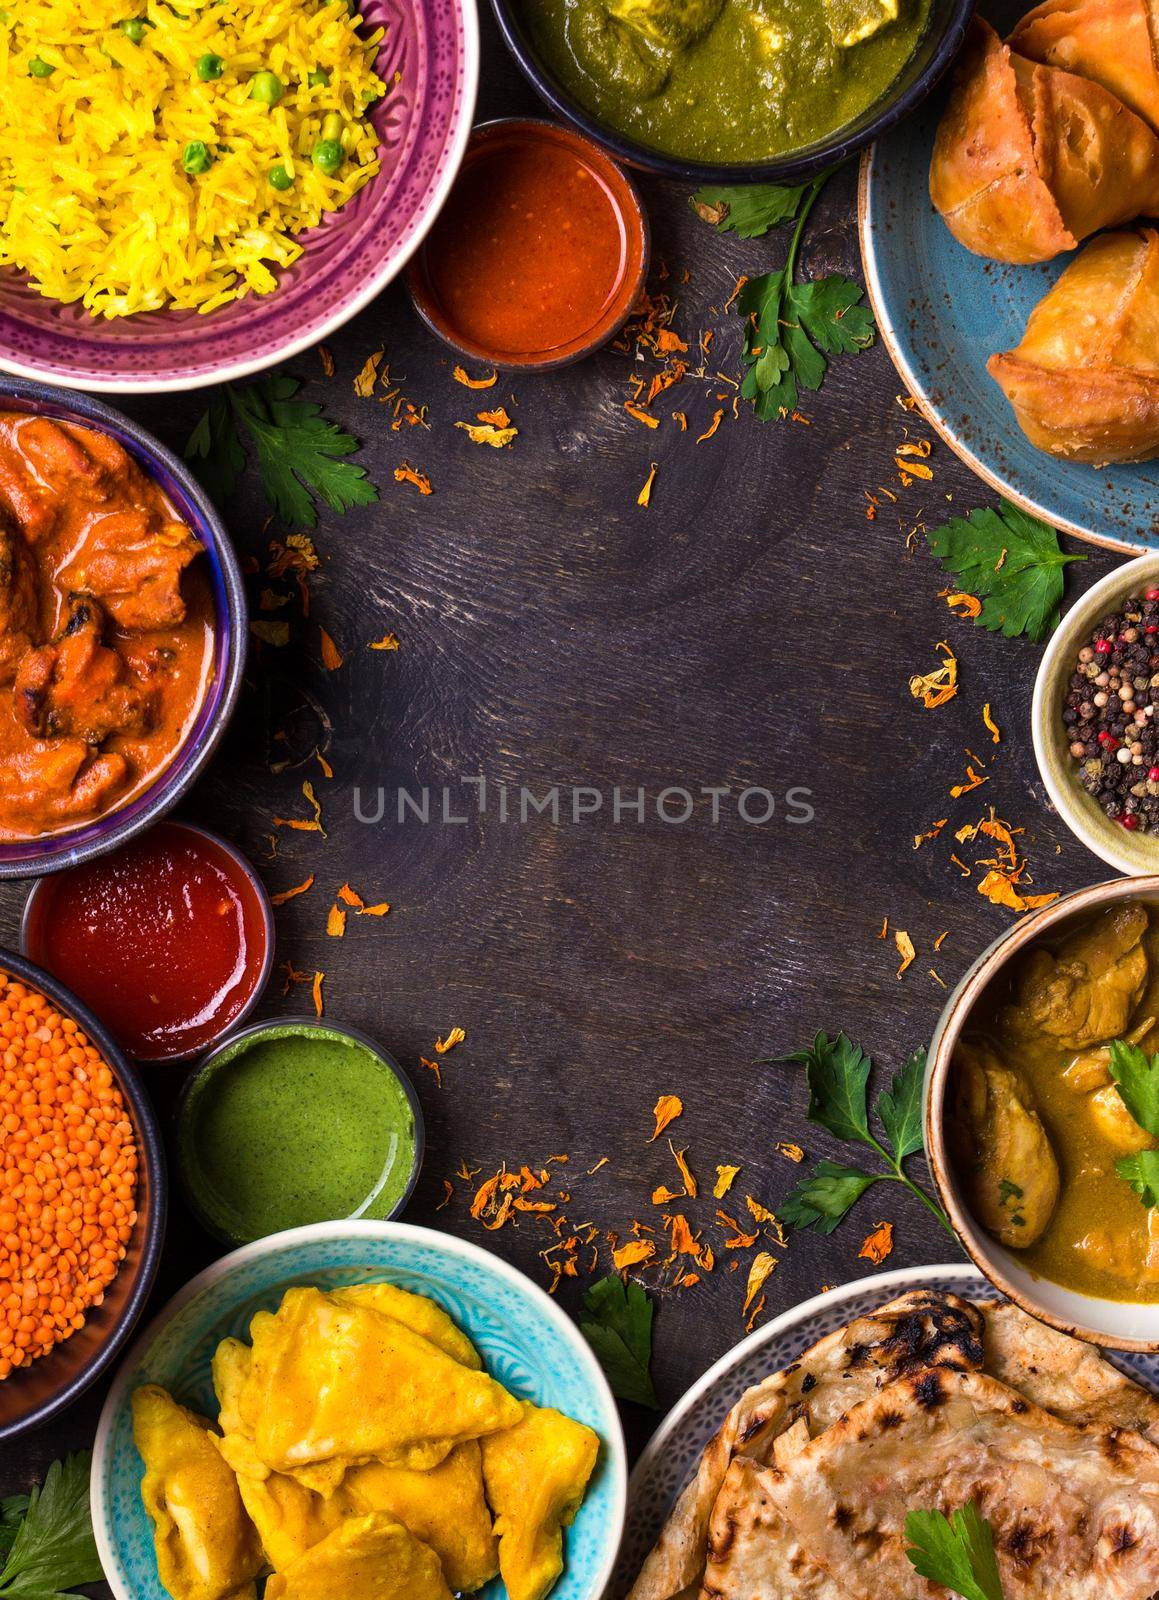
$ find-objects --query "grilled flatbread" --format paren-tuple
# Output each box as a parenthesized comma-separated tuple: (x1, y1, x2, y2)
(625, 1291, 984, 1600)
(702, 1458, 851, 1600)
(761, 1366, 1159, 1599)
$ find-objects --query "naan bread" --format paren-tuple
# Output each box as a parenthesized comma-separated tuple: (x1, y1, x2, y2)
(702, 1458, 851, 1600)
(625, 1290, 984, 1600)
(762, 1367, 1159, 1599)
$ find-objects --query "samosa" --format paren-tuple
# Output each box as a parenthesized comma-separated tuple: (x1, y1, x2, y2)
(1010, 0, 1159, 134)
(344, 1443, 499, 1592)
(264, 1514, 452, 1600)
(930, 18, 1159, 263)
(482, 1403, 600, 1600)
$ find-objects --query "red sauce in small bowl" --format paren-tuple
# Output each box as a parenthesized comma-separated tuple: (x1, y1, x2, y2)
(409, 119, 649, 369)
(23, 821, 272, 1062)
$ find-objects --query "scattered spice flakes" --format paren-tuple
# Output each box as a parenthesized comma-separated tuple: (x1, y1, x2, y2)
(587, 1157, 609, 1176)
(638, 462, 658, 507)
(270, 875, 314, 906)
(977, 870, 1058, 913)
(982, 703, 1002, 744)
(259, 588, 291, 612)
(455, 420, 518, 448)
(878, 915, 889, 939)
(452, 365, 498, 389)
(913, 818, 948, 850)
(858, 1221, 895, 1265)
(625, 401, 660, 430)
(435, 1026, 466, 1054)
(669, 1143, 698, 1198)
(908, 641, 958, 709)
(369, 631, 400, 652)
(651, 1184, 683, 1206)
(717, 1209, 759, 1249)
(943, 590, 982, 619)
(319, 345, 335, 378)
(319, 627, 344, 670)
(476, 406, 512, 428)
(745, 1196, 788, 1248)
(950, 852, 972, 876)
(422, 1056, 441, 1088)
(250, 619, 290, 647)
(929, 968, 947, 988)
(713, 1163, 741, 1198)
(311, 971, 324, 1017)
(359, 901, 391, 916)
(672, 410, 688, 431)
(354, 347, 385, 396)
(895, 929, 916, 978)
(326, 904, 346, 938)
(436, 1179, 453, 1209)
(934, 930, 949, 950)
(744, 1251, 778, 1313)
(896, 455, 933, 481)
(274, 780, 326, 836)
(314, 748, 333, 780)
(696, 409, 724, 444)
(650, 1094, 683, 1141)
(612, 1239, 656, 1270)
(395, 463, 433, 495)
(664, 1212, 713, 1271)
(950, 762, 989, 799)
(775, 1142, 805, 1163)
(280, 960, 310, 995)
(337, 883, 364, 908)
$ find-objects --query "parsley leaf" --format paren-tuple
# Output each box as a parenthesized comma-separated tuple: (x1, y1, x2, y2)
(780, 1031, 872, 1143)
(1108, 1039, 1159, 1137)
(579, 1275, 658, 1408)
(780, 1160, 879, 1233)
(905, 1503, 1005, 1600)
(0, 1500, 27, 1564)
(0, 1452, 101, 1600)
(691, 181, 813, 237)
(186, 376, 378, 530)
(1118, 1149, 1159, 1209)
(926, 501, 1084, 643)
(875, 1048, 927, 1163)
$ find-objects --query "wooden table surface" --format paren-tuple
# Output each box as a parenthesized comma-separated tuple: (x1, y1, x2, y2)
(0, 11, 1127, 1584)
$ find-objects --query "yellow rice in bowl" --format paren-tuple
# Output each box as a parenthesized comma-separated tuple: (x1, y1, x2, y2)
(0, 0, 386, 316)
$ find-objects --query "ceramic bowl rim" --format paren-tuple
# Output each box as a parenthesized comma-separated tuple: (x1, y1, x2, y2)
(0, 944, 167, 1442)
(0, 0, 482, 396)
(1031, 554, 1159, 874)
(0, 378, 248, 880)
(924, 876, 1159, 1352)
(407, 116, 651, 371)
(19, 821, 276, 1063)
(90, 1218, 629, 1600)
(488, 0, 976, 185)
(174, 1017, 426, 1243)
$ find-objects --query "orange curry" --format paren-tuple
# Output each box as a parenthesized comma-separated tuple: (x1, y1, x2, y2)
(0, 412, 214, 841)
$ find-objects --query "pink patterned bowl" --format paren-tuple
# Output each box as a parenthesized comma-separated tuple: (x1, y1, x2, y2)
(0, 0, 479, 395)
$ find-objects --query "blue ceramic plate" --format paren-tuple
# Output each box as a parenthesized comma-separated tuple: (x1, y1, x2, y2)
(92, 1221, 627, 1600)
(859, 0, 1159, 554)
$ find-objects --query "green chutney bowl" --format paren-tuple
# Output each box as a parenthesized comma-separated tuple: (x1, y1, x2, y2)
(176, 1017, 425, 1247)
(1032, 553, 1159, 877)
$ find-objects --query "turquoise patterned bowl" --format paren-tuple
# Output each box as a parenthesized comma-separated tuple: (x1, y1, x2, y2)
(91, 1220, 627, 1600)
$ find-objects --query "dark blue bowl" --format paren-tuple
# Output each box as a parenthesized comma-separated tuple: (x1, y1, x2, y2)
(0, 946, 167, 1443)
(490, 0, 977, 184)
(0, 377, 247, 880)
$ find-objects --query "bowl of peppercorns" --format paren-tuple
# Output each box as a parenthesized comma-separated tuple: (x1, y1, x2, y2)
(1033, 555, 1159, 874)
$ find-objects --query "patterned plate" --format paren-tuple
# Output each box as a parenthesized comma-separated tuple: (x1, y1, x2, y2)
(858, 0, 1159, 554)
(91, 1220, 626, 1600)
(609, 1263, 1159, 1599)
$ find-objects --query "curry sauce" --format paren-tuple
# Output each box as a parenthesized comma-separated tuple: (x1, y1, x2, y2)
(0, 412, 214, 841)
(953, 901, 1159, 1304)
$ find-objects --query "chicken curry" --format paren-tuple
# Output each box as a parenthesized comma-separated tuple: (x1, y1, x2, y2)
(951, 900, 1159, 1303)
(0, 412, 214, 841)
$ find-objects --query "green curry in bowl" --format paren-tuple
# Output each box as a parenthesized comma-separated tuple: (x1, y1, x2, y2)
(951, 901, 1159, 1305)
(521, 0, 933, 164)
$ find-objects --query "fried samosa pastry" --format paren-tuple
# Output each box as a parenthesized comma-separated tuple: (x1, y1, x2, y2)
(481, 1403, 600, 1600)
(988, 229, 1159, 462)
(243, 1287, 521, 1479)
(930, 18, 1159, 264)
(344, 1442, 498, 1593)
(1009, 0, 1159, 134)
(264, 1514, 452, 1600)
(331, 1281, 482, 1368)
(132, 1385, 263, 1600)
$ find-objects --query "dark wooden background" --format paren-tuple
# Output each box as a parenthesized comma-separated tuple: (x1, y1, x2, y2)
(0, 8, 1128, 1582)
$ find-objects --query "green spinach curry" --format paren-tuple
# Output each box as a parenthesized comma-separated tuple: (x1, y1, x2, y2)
(522, 0, 932, 164)
(951, 901, 1159, 1304)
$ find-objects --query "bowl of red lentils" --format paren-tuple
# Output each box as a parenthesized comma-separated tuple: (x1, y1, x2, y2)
(1033, 553, 1159, 876)
(0, 948, 165, 1442)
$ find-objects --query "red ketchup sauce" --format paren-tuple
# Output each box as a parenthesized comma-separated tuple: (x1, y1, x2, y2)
(24, 821, 271, 1061)
(413, 121, 647, 364)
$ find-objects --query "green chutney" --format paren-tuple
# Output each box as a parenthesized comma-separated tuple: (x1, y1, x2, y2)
(178, 1024, 419, 1244)
(523, 0, 932, 165)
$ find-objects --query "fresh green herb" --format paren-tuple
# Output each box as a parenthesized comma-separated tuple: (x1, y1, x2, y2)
(773, 1035, 952, 1238)
(996, 1178, 1026, 1227)
(904, 1503, 1005, 1600)
(186, 376, 378, 529)
(926, 501, 1084, 643)
(579, 1274, 657, 1408)
(181, 140, 213, 176)
(0, 1452, 102, 1600)
(1118, 1149, 1159, 1208)
(1108, 1039, 1159, 1136)
(690, 181, 813, 238)
(196, 52, 225, 79)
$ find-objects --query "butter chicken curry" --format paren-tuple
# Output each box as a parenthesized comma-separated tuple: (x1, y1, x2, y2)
(0, 413, 213, 840)
(952, 900, 1159, 1303)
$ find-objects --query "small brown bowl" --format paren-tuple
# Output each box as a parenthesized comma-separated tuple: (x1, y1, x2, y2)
(407, 118, 649, 372)
(925, 875, 1159, 1351)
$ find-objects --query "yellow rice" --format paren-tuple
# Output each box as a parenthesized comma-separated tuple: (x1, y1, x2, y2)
(0, 0, 386, 316)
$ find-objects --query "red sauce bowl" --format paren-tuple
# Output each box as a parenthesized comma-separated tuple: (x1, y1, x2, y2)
(22, 821, 274, 1064)
(407, 118, 649, 371)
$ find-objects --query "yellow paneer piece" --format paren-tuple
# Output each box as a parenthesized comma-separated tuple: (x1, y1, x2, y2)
(212, 1339, 253, 1441)
(264, 1513, 452, 1600)
(243, 1287, 522, 1476)
(344, 1441, 498, 1593)
(481, 1403, 600, 1600)
(331, 1282, 481, 1369)
(214, 1332, 348, 1501)
(131, 1385, 264, 1600)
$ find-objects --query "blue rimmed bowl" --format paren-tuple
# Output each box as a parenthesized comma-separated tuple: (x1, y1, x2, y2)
(0, 378, 247, 881)
(92, 1220, 628, 1600)
(0, 945, 167, 1444)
